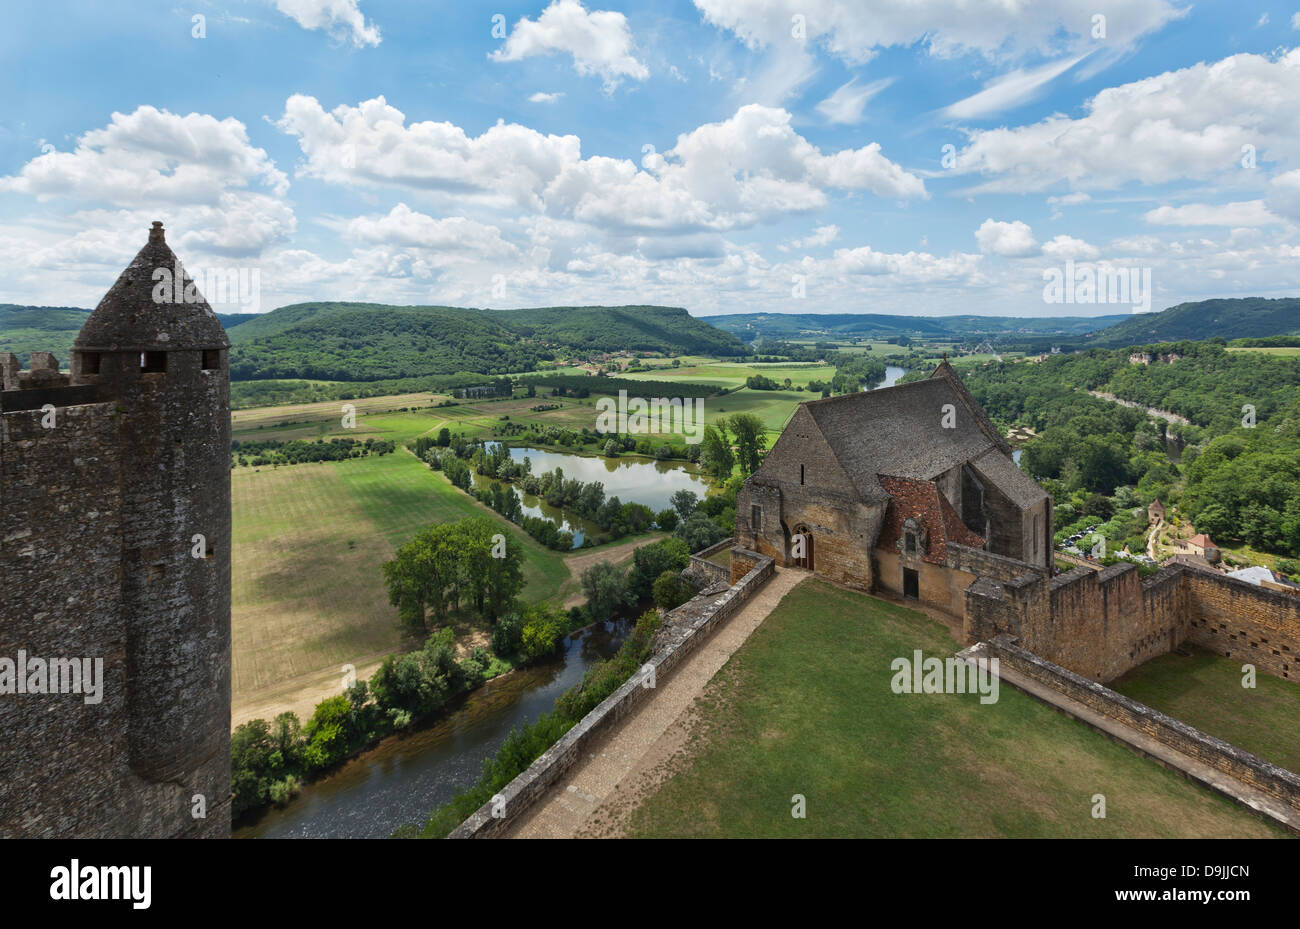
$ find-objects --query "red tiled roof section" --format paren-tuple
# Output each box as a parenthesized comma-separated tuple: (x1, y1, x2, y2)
(876, 474, 986, 565)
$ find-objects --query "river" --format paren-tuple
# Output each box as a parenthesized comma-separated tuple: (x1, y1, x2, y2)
(877, 365, 907, 389)
(471, 446, 714, 547)
(234, 616, 632, 839)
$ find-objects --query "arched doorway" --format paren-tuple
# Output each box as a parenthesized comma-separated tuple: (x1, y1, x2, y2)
(791, 525, 814, 570)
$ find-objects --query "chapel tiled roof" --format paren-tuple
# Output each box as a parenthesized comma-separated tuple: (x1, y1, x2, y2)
(800, 360, 1028, 506)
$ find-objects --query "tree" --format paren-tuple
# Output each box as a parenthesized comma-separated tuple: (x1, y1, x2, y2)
(656, 508, 679, 532)
(726, 413, 767, 475)
(670, 489, 699, 519)
(627, 537, 690, 600)
(674, 511, 729, 553)
(603, 438, 619, 457)
(436, 427, 451, 447)
(653, 570, 693, 612)
(581, 561, 629, 621)
(699, 424, 734, 480)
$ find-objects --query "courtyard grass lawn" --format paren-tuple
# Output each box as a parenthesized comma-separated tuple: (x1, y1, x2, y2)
(1112, 647, 1300, 774)
(231, 448, 570, 708)
(624, 578, 1282, 838)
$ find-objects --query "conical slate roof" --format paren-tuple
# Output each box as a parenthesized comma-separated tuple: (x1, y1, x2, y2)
(74, 221, 230, 352)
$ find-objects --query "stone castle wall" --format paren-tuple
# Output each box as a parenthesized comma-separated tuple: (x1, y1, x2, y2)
(962, 556, 1300, 685)
(1184, 568, 1300, 682)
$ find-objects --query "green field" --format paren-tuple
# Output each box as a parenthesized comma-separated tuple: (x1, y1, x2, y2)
(624, 579, 1280, 837)
(232, 445, 573, 703)
(1226, 346, 1300, 356)
(1113, 647, 1300, 774)
(633, 359, 831, 389)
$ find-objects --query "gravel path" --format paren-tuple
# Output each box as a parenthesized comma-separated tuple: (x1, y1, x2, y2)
(500, 567, 810, 838)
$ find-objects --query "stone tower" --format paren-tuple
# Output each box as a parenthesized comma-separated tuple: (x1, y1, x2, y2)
(0, 222, 232, 837)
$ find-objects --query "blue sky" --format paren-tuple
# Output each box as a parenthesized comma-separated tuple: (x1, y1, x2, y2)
(2, 0, 1299, 317)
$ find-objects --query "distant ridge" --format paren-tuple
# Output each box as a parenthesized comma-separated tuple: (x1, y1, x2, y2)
(701, 311, 1130, 341)
(224, 302, 748, 380)
(0, 304, 250, 362)
(1085, 297, 1300, 346)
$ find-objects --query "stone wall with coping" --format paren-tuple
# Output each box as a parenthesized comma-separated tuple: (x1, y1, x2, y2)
(449, 549, 776, 839)
(685, 538, 732, 587)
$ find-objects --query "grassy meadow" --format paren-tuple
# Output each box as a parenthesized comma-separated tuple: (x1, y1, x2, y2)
(1113, 647, 1300, 774)
(623, 579, 1281, 838)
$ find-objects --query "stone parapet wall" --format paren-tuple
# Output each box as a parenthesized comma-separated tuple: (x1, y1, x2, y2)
(685, 539, 732, 587)
(450, 550, 776, 839)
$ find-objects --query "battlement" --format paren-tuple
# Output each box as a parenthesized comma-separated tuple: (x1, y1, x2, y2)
(0, 352, 103, 413)
(0, 351, 71, 391)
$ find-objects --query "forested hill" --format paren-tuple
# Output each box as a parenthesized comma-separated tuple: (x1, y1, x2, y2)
(0, 304, 251, 362)
(703, 311, 1129, 342)
(225, 302, 748, 381)
(490, 305, 747, 355)
(1086, 297, 1300, 347)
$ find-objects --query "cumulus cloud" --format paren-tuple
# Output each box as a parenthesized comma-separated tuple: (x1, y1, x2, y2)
(0, 105, 287, 204)
(331, 203, 518, 261)
(950, 48, 1300, 192)
(784, 224, 840, 249)
(1144, 200, 1282, 226)
(975, 219, 1039, 257)
(273, 0, 381, 47)
(1041, 234, 1100, 260)
(693, 0, 1183, 64)
(491, 0, 648, 91)
(278, 96, 925, 234)
(528, 91, 565, 103)
(824, 244, 982, 282)
(815, 77, 893, 124)
(1265, 170, 1300, 221)
(0, 106, 293, 259)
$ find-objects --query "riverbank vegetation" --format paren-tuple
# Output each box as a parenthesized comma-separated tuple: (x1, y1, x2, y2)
(396, 606, 665, 839)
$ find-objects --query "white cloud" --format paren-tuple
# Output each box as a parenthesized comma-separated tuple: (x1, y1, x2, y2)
(1041, 234, 1100, 260)
(950, 49, 1300, 193)
(0, 105, 287, 205)
(975, 218, 1039, 257)
(815, 77, 893, 125)
(823, 244, 982, 282)
(273, 0, 380, 47)
(528, 91, 565, 103)
(1266, 169, 1300, 221)
(278, 96, 926, 234)
(331, 203, 518, 261)
(1144, 200, 1282, 226)
(693, 0, 1183, 64)
(1047, 192, 1091, 206)
(491, 0, 648, 91)
(942, 53, 1090, 120)
(784, 224, 840, 249)
(1293, 12, 1300, 29)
